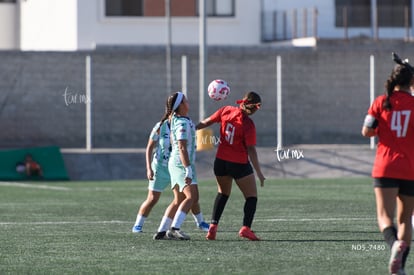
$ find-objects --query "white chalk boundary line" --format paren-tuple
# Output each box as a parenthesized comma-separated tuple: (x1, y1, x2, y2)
(0, 220, 127, 226)
(258, 217, 376, 222)
(0, 181, 70, 191)
(61, 148, 146, 154)
(0, 217, 375, 226)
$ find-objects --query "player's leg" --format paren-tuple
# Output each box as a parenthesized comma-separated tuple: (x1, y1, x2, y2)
(212, 175, 233, 222)
(153, 187, 184, 240)
(167, 184, 196, 240)
(235, 173, 259, 241)
(189, 184, 209, 231)
(375, 185, 398, 242)
(374, 185, 403, 274)
(375, 186, 398, 244)
(211, 157, 233, 224)
(396, 194, 414, 245)
(205, 175, 233, 240)
(132, 190, 162, 233)
(393, 182, 414, 273)
(133, 166, 170, 233)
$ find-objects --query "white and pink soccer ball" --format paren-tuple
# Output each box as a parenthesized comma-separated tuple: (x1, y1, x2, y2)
(208, 79, 230, 101)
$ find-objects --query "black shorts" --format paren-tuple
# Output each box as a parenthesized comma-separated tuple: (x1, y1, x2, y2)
(374, 177, 414, 197)
(214, 157, 253, 180)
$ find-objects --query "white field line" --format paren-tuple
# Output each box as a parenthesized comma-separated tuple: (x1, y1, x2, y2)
(0, 217, 375, 226)
(0, 181, 70, 191)
(0, 220, 128, 226)
(258, 217, 376, 222)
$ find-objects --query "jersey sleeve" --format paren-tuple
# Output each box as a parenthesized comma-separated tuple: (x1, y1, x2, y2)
(174, 118, 190, 141)
(208, 106, 226, 123)
(149, 122, 161, 141)
(368, 96, 384, 118)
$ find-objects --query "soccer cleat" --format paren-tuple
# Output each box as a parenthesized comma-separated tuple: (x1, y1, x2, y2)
(198, 221, 210, 232)
(239, 226, 260, 241)
(392, 269, 406, 275)
(166, 229, 190, 240)
(132, 225, 143, 233)
(206, 224, 218, 240)
(153, 231, 168, 240)
(389, 240, 407, 274)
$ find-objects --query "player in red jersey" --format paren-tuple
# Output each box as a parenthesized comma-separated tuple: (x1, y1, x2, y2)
(362, 54, 414, 275)
(197, 91, 265, 241)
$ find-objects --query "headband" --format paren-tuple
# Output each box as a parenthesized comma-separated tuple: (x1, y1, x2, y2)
(173, 92, 184, 111)
(236, 99, 248, 104)
(236, 98, 261, 109)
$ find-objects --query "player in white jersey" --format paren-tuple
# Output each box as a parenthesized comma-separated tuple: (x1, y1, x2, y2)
(132, 94, 209, 236)
(168, 114, 197, 192)
(163, 92, 200, 240)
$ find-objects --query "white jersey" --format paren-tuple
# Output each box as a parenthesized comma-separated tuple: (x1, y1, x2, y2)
(149, 120, 171, 167)
(169, 114, 196, 168)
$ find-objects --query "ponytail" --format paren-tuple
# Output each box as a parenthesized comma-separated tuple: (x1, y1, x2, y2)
(385, 52, 414, 110)
(383, 78, 396, 110)
(159, 92, 183, 125)
(159, 94, 175, 125)
(383, 64, 413, 110)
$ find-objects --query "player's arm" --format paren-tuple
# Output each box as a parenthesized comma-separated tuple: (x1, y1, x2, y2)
(145, 138, 157, 180)
(196, 117, 214, 130)
(197, 107, 223, 130)
(361, 114, 378, 137)
(177, 139, 192, 185)
(247, 145, 265, 187)
(361, 126, 377, 137)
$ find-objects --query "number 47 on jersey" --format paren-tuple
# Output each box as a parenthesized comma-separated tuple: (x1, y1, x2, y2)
(391, 110, 411, 137)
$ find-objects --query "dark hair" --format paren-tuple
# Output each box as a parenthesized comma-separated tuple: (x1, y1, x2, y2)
(159, 92, 180, 124)
(384, 64, 413, 110)
(241, 91, 261, 115)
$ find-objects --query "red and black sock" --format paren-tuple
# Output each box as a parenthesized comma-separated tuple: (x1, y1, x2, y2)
(243, 197, 257, 228)
(211, 193, 229, 225)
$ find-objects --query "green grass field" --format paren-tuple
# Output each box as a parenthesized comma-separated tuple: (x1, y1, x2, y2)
(0, 178, 405, 274)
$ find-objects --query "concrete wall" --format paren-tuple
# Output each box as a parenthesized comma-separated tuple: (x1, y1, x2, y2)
(0, 40, 412, 150)
(61, 145, 376, 180)
(0, 3, 18, 50)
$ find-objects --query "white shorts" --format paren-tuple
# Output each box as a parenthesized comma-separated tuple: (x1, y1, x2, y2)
(168, 163, 198, 192)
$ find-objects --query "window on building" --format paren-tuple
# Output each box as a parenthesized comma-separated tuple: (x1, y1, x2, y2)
(335, 0, 371, 27)
(105, 0, 143, 16)
(377, 0, 411, 27)
(105, 0, 235, 17)
(144, 0, 196, 17)
(197, 0, 235, 16)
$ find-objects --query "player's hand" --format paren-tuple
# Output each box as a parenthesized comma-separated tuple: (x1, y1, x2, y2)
(258, 173, 266, 187)
(185, 177, 192, 185)
(184, 166, 192, 185)
(147, 169, 154, 180)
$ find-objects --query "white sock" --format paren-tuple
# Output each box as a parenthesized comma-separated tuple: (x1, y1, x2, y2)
(171, 211, 187, 229)
(134, 214, 146, 227)
(157, 216, 172, 232)
(192, 212, 204, 225)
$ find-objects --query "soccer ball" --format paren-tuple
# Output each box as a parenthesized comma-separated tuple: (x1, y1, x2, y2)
(208, 79, 230, 101)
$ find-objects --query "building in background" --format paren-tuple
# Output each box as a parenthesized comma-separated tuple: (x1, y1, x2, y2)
(0, 0, 413, 51)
